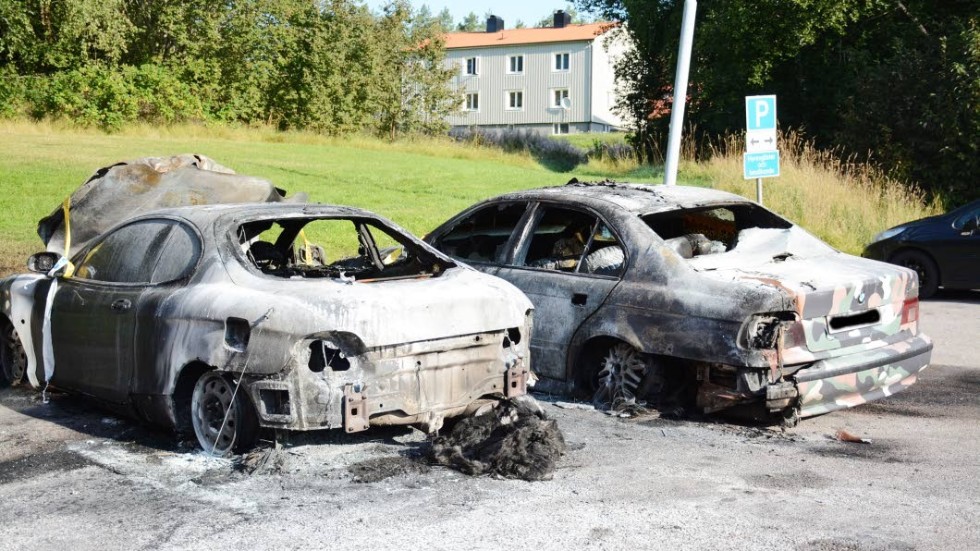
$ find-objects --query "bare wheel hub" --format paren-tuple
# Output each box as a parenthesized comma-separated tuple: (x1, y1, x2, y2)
(593, 343, 649, 408)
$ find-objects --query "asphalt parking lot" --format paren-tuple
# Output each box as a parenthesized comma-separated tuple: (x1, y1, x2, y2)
(0, 291, 977, 551)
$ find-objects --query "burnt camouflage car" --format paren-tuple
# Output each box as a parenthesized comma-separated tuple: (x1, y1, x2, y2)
(0, 203, 533, 455)
(426, 181, 933, 424)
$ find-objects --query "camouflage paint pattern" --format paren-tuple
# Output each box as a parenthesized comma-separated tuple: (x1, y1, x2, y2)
(795, 335, 932, 417)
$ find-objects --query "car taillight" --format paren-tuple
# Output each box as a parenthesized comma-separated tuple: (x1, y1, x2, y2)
(901, 298, 919, 326)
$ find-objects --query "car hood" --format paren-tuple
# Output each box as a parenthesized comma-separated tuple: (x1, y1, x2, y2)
(689, 228, 916, 319)
(215, 266, 533, 348)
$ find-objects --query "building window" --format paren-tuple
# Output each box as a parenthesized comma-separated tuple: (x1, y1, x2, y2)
(507, 91, 524, 110)
(465, 57, 479, 75)
(465, 93, 479, 111)
(552, 88, 570, 108)
(508, 55, 524, 74)
(554, 52, 569, 71)
(553, 123, 570, 135)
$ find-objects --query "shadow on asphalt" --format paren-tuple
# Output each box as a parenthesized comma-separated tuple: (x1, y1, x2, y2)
(925, 288, 980, 304)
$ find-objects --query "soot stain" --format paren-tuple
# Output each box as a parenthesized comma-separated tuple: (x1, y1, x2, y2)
(0, 449, 94, 485)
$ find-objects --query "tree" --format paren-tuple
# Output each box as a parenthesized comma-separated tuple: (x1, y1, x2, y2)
(576, 0, 979, 204)
(0, 0, 134, 72)
(375, 1, 457, 139)
(457, 11, 480, 31)
(436, 7, 454, 31)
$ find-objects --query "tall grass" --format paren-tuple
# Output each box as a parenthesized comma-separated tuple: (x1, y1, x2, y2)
(684, 130, 942, 254)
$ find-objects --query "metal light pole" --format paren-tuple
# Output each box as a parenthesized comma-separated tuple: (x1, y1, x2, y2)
(663, 0, 697, 186)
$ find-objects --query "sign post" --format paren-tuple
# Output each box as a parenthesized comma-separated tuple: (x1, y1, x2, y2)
(743, 95, 778, 204)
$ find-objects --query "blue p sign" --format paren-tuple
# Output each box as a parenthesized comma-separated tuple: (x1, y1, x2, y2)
(745, 96, 776, 131)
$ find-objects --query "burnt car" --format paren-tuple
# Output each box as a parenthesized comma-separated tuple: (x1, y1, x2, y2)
(862, 199, 980, 299)
(426, 182, 933, 424)
(0, 203, 533, 455)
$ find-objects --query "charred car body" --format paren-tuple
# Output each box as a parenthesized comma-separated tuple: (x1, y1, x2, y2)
(426, 182, 932, 424)
(0, 159, 532, 456)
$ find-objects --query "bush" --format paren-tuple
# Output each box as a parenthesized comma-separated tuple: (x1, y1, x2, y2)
(449, 127, 588, 171)
(588, 139, 637, 163)
(26, 64, 139, 130)
(126, 64, 205, 124)
(0, 68, 27, 118)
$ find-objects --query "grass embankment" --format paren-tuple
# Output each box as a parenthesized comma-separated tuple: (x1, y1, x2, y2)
(0, 121, 938, 274)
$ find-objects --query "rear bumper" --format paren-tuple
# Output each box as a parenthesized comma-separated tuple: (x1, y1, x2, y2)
(246, 329, 529, 432)
(790, 335, 932, 417)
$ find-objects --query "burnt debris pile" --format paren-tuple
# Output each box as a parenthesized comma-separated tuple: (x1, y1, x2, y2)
(430, 398, 567, 481)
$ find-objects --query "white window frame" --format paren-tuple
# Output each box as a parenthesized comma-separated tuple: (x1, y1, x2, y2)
(550, 88, 570, 108)
(464, 57, 479, 76)
(465, 93, 479, 111)
(553, 52, 570, 72)
(507, 55, 525, 75)
(506, 90, 524, 111)
(553, 123, 570, 135)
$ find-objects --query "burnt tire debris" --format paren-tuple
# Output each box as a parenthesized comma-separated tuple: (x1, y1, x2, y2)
(429, 398, 567, 481)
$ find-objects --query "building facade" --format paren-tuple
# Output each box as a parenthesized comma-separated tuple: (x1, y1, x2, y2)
(443, 13, 627, 135)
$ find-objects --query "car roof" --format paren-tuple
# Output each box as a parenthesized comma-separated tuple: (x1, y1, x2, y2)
(132, 202, 378, 227)
(493, 182, 751, 215)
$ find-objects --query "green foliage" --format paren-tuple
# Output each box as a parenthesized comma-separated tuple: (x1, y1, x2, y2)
(0, 67, 26, 117)
(457, 12, 480, 31)
(375, 1, 458, 140)
(577, 0, 979, 205)
(0, 0, 456, 139)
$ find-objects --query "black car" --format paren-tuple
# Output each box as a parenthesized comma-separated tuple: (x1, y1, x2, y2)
(863, 199, 980, 298)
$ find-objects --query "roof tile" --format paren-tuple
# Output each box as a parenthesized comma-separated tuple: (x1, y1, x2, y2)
(444, 22, 615, 49)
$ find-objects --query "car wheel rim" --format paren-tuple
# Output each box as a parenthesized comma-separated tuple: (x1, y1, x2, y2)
(593, 343, 647, 408)
(901, 259, 930, 290)
(1, 324, 27, 385)
(191, 374, 239, 456)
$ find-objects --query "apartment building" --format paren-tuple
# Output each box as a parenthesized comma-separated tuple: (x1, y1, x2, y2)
(443, 11, 627, 135)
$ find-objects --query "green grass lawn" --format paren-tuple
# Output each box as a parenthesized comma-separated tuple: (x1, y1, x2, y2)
(0, 122, 659, 273)
(0, 122, 937, 274)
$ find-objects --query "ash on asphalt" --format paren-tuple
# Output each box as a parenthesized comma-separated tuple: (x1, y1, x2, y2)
(349, 455, 431, 483)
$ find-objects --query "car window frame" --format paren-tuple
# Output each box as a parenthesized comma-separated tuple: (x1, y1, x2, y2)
(228, 213, 456, 280)
(505, 201, 630, 281)
(638, 201, 796, 239)
(429, 200, 534, 267)
(68, 216, 204, 288)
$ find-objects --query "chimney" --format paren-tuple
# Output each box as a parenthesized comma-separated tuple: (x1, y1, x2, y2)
(486, 15, 504, 33)
(553, 10, 571, 28)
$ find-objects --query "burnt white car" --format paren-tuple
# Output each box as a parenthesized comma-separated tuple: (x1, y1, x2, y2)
(0, 204, 533, 455)
(426, 182, 932, 424)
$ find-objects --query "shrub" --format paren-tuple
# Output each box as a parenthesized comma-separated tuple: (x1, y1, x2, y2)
(0, 67, 27, 118)
(588, 139, 637, 163)
(125, 64, 205, 124)
(26, 64, 139, 130)
(449, 127, 588, 171)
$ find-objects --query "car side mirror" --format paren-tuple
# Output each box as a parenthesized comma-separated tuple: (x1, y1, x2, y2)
(961, 217, 979, 235)
(27, 252, 68, 277)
